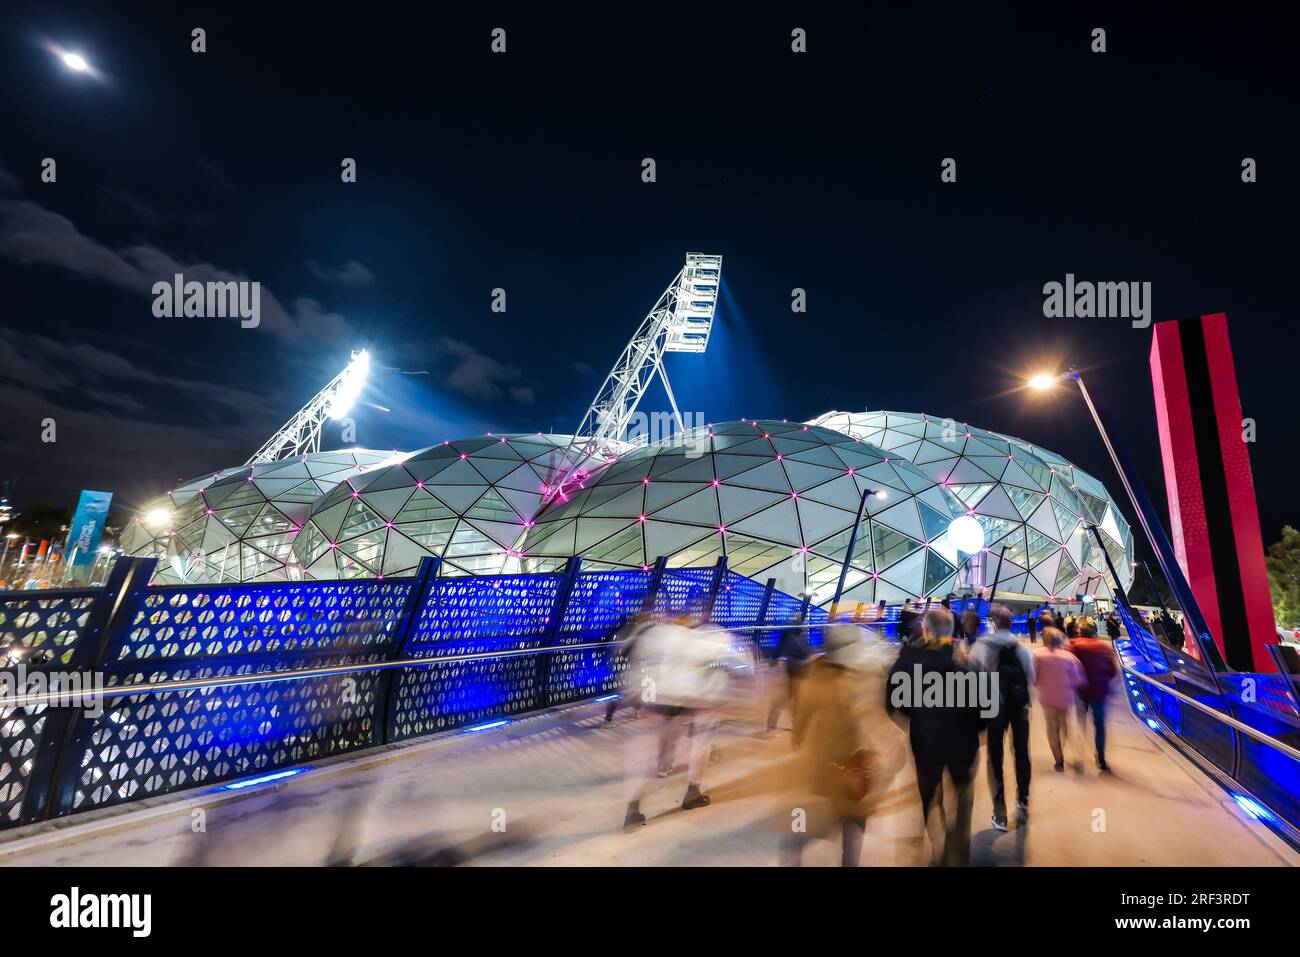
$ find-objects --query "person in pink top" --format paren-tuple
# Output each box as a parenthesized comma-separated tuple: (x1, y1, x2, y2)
(1033, 627, 1086, 772)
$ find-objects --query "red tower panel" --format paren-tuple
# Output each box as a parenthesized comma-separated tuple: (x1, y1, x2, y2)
(1149, 313, 1275, 672)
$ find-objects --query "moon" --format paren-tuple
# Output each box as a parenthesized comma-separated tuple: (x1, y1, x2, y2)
(62, 52, 89, 72)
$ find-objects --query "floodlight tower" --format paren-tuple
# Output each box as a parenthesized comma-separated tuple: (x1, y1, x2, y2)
(550, 254, 721, 496)
(245, 350, 370, 465)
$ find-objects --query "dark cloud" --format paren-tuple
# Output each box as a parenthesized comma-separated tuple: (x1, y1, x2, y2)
(0, 185, 350, 344)
(307, 258, 376, 288)
(437, 337, 536, 405)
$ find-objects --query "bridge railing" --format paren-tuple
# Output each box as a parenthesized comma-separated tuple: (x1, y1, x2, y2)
(1114, 601, 1300, 844)
(0, 555, 802, 832)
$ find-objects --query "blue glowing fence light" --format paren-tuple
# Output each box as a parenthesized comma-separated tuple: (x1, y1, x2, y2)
(463, 720, 510, 733)
(217, 767, 312, 791)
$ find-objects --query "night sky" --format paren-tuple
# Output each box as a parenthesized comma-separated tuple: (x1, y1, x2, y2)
(1, 3, 1296, 550)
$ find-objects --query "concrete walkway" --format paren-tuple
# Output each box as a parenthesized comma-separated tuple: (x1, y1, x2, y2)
(1, 652, 1293, 867)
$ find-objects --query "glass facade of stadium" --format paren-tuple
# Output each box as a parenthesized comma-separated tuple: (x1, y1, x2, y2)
(123, 412, 1133, 606)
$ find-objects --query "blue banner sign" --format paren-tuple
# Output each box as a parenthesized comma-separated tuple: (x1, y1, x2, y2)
(67, 490, 113, 569)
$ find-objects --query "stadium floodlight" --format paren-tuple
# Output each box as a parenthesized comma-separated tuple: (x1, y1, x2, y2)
(548, 253, 722, 500)
(325, 349, 370, 419)
(144, 508, 172, 529)
(246, 350, 371, 465)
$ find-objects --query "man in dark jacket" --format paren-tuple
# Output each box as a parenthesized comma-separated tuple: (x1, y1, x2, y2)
(886, 607, 983, 866)
(897, 600, 920, 643)
(969, 605, 1034, 831)
(1026, 609, 1039, 644)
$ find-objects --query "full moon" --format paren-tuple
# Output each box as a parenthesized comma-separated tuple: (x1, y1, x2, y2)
(62, 52, 89, 72)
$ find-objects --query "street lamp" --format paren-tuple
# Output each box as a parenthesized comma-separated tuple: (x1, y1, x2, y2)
(830, 486, 887, 614)
(1024, 367, 1218, 658)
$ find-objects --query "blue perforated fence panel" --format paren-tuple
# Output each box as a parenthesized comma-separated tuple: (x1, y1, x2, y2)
(0, 559, 818, 828)
(0, 587, 106, 827)
(60, 577, 415, 817)
(388, 572, 562, 739)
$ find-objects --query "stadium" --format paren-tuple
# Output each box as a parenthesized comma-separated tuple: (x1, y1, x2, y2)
(123, 254, 1133, 606)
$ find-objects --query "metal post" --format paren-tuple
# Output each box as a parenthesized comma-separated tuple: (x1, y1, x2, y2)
(536, 556, 585, 708)
(701, 555, 728, 621)
(381, 555, 440, 744)
(41, 556, 157, 821)
(641, 555, 668, 615)
(831, 486, 875, 614)
(984, 543, 1009, 618)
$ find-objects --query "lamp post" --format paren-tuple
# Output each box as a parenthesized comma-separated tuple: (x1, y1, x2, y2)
(1027, 368, 1216, 656)
(830, 486, 884, 615)
(984, 542, 1010, 615)
(1, 534, 16, 577)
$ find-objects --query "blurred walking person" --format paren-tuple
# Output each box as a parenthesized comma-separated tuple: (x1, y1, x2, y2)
(1026, 608, 1039, 644)
(623, 617, 746, 827)
(887, 608, 984, 866)
(969, 604, 1034, 832)
(1034, 627, 1086, 772)
(781, 623, 903, 866)
(1070, 618, 1120, 772)
(766, 625, 810, 735)
(604, 613, 655, 725)
(897, 600, 920, 642)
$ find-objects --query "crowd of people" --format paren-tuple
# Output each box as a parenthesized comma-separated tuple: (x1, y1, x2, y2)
(613, 599, 1123, 866)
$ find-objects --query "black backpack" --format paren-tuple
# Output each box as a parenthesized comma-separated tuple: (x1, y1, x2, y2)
(996, 642, 1029, 709)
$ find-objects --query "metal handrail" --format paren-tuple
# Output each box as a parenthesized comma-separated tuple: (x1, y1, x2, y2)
(0, 622, 818, 709)
(0, 638, 630, 709)
(1122, 663, 1300, 763)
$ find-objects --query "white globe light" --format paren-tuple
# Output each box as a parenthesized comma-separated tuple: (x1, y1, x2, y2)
(947, 515, 985, 554)
(62, 52, 89, 72)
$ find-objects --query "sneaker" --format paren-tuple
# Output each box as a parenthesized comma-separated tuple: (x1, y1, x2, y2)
(1016, 802, 1029, 827)
(1054, 761, 1065, 772)
(1098, 759, 1111, 773)
(991, 814, 1009, 832)
(656, 765, 674, 778)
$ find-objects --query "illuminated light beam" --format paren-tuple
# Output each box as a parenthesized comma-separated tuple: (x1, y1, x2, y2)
(246, 350, 370, 464)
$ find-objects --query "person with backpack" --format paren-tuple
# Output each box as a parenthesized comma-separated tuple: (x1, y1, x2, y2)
(1034, 627, 1086, 772)
(969, 604, 1035, 832)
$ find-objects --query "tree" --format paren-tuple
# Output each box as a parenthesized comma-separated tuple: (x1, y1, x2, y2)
(10, 500, 71, 541)
(1266, 526, 1300, 629)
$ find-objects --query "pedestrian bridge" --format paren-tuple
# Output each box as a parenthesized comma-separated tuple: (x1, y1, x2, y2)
(0, 675, 1293, 866)
(1, 556, 1298, 865)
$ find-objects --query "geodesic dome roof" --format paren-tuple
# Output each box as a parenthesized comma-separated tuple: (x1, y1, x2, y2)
(121, 449, 405, 583)
(521, 419, 972, 606)
(809, 410, 1135, 601)
(291, 433, 598, 580)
